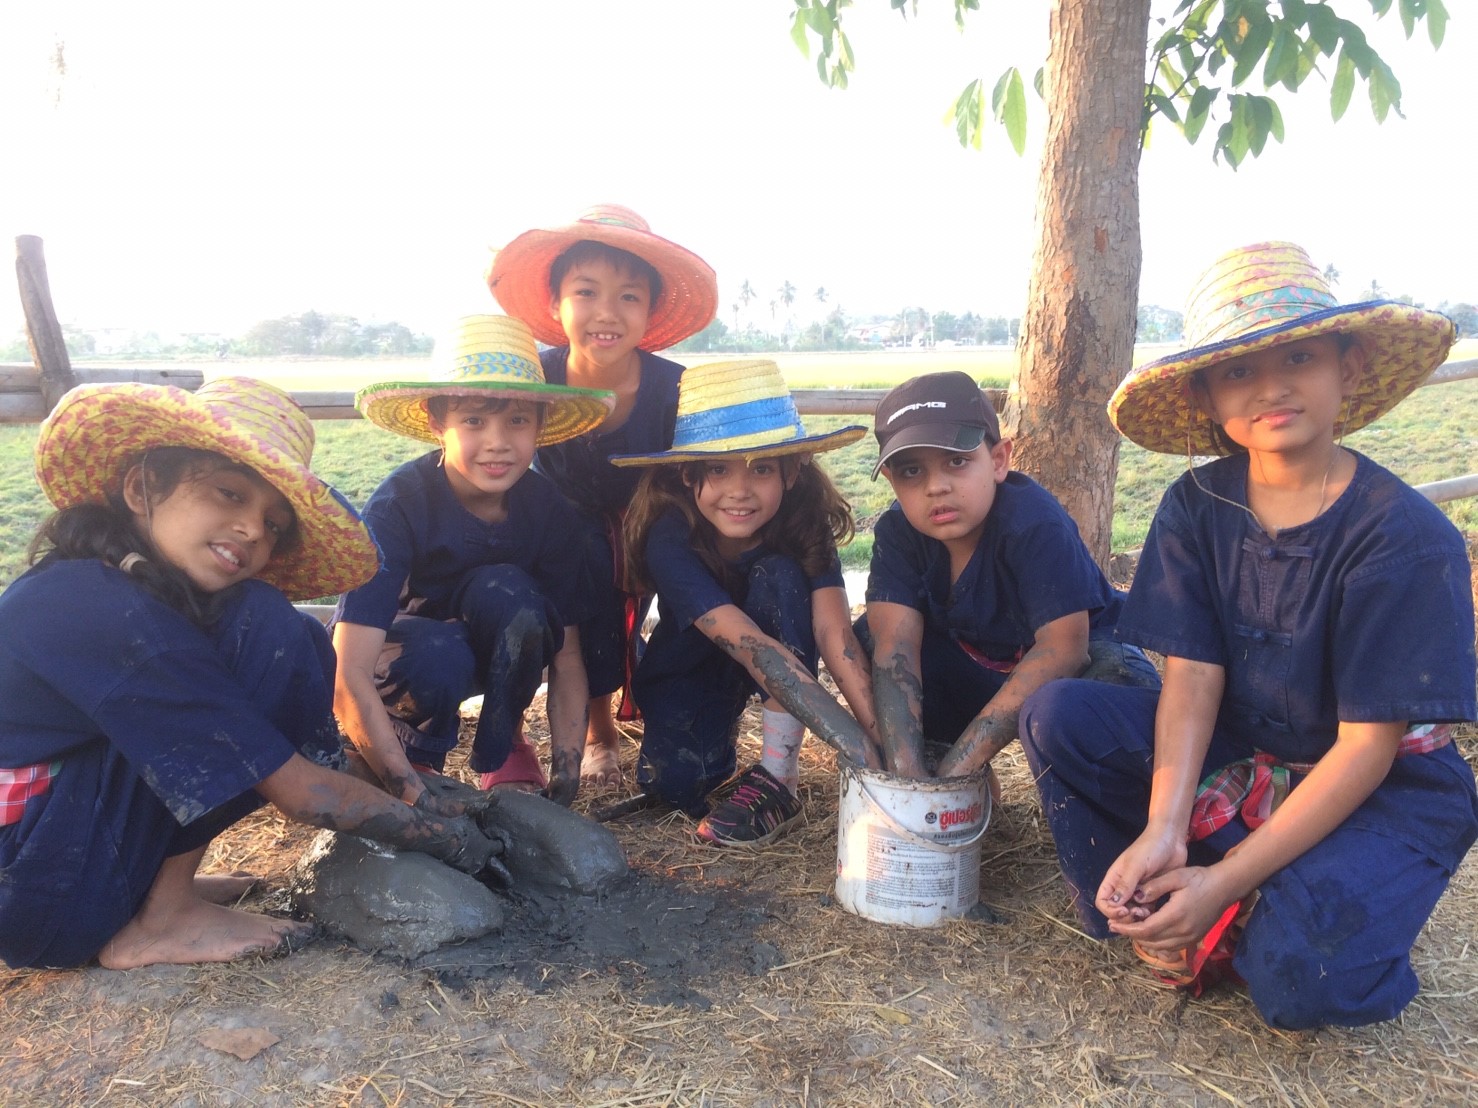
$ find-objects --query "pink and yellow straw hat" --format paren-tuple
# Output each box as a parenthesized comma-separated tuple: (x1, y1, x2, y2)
(355, 315, 614, 446)
(1109, 241, 1456, 455)
(487, 203, 718, 352)
(609, 359, 866, 467)
(35, 376, 379, 600)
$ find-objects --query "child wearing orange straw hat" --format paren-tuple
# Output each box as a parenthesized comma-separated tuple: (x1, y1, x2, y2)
(1018, 242, 1477, 1028)
(489, 204, 718, 791)
(613, 360, 881, 846)
(336, 316, 615, 807)
(0, 377, 504, 970)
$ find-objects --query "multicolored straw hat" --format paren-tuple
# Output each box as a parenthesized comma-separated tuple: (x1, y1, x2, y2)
(35, 376, 379, 600)
(609, 359, 866, 467)
(355, 315, 614, 445)
(1109, 241, 1456, 455)
(487, 203, 718, 352)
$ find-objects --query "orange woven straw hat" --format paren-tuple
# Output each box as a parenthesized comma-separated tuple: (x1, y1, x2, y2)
(1109, 241, 1456, 455)
(35, 376, 379, 600)
(355, 315, 615, 445)
(487, 203, 718, 352)
(608, 359, 865, 466)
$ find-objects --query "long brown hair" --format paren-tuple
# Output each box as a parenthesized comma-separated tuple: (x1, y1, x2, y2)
(623, 456, 854, 595)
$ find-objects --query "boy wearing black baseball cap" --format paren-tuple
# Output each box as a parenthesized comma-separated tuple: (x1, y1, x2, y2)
(861, 371, 1158, 784)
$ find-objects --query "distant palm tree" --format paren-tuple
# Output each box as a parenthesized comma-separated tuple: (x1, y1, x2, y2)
(1322, 263, 1340, 289)
(815, 286, 827, 305)
(779, 281, 797, 312)
(769, 299, 778, 331)
(732, 302, 740, 332)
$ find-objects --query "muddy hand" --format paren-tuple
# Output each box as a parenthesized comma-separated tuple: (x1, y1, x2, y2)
(417, 770, 497, 817)
(444, 818, 513, 888)
(543, 771, 578, 808)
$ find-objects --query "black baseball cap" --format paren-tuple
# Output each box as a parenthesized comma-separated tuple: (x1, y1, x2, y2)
(872, 371, 1001, 478)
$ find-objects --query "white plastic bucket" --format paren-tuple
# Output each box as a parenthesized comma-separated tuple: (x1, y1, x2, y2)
(834, 762, 990, 927)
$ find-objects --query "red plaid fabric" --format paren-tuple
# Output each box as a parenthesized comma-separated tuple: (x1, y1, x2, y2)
(0, 761, 62, 826)
(956, 638, 1022, 675)
(1188, 724, 1453, 843)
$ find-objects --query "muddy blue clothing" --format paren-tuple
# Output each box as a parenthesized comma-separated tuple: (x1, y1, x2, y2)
(633, 509, 843, 810)
(335, 452, 598, 773)
(534, 347, 684, 698)
(1020, 451, 1478, 1029)
(863, 472, 1155, 744)
(0, 564, 340, 968)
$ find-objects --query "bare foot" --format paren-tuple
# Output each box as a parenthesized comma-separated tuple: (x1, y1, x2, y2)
(99, 900, 313, 969)
(194, 872, 260, 905)
(582, 697, 624, 788)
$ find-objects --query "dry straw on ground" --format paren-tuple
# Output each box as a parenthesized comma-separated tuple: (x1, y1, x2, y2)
(4, 699, 1476, 1107)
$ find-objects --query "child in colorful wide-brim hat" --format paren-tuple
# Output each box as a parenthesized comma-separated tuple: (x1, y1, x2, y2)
(1, 377, 502, 971)
(488, 204, 718, 793)
(337, 316, 616, 808)
(1020, 241, 1475, 1028)
(610, 359, 881, 847)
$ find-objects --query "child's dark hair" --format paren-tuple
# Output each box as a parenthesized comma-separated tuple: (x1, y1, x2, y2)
(549, 241, 662, 304)
(27, 447, 298, 628)
(623, 457, 854, 595)
(1191, 332, 1360, 457)
(425, 395, 547, 428)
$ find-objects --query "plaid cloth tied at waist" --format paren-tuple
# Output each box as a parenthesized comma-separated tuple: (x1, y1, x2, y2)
(1187, 723, 1453, 843)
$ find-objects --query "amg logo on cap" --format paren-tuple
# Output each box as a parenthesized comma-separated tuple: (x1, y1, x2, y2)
(887, 401, 948, 424)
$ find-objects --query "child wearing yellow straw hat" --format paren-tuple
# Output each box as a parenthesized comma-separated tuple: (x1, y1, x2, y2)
(0, 377, 505, 971)
(612, 360, 881, 845)
(1018, 242, 1477, 1028)
(489, 204, 718, 791)
(336, 315, 615, 808)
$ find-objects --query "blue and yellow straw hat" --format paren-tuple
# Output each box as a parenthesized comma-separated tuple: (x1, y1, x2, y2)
(609, 359, 866, 467)
(1110, 241, 1455, 455)
(355, 315, 615, 446)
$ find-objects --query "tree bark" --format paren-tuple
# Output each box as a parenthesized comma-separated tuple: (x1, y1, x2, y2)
(1002, 0, 1152, 566)
(15, 235, 78, 415)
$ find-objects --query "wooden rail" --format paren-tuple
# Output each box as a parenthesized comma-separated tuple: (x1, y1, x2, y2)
(2, 360, 1474, 505)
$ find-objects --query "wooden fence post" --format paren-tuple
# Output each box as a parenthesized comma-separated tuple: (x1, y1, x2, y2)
(15, 235, 78, 414)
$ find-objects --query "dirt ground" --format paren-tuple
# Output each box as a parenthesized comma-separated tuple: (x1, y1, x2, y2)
(3, 698, 1477, 1108)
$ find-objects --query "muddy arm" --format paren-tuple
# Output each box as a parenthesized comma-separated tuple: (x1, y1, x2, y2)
(811, 586, 883, 769)
(865, 600, 928, 778)
(332, 620, 427, 807)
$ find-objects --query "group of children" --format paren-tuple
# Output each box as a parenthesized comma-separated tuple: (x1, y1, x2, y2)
(0, 211, 1471, 1035)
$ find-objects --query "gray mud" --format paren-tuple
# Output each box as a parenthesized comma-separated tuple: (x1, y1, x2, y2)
(477, 788, 629, 894)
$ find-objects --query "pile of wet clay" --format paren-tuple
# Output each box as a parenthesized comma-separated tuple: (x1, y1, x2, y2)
(291, 780, 628, 958)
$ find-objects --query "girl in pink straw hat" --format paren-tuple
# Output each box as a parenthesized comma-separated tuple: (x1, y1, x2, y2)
(1018, 242, 1476, 1028)
(489, 204, 718, 791)
(0, 377, 505, 971)
(611, 360, 881, 846)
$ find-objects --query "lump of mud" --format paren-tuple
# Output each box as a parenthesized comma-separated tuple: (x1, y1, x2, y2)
(477, 789, 629, 895)
(290, 831, 504, 957)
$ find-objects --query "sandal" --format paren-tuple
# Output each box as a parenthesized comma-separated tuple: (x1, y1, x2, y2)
(478, 731, 547, 792)
(1132, 895, 1255, 996)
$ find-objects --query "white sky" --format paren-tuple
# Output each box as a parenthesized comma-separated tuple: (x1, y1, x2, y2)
(1, 1, 1472, 339)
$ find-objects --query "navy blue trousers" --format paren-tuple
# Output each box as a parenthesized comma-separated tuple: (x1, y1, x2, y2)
(375, 564, 562, 774)
(0, 582, 338, 969)
(573, 515, 651, 701)
(633, 554, 817, 812)
(1020, 680, 1456, 1029)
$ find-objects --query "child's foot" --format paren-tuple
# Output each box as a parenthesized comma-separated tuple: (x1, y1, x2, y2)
(581, 736, 623, 789)
(695, 765, 802, 847)
(478, 732, 547, 792)
(193, 872, 260, 904)
(99, 900, 314, 969)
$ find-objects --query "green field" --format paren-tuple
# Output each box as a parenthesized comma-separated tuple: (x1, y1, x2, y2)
(0, 343, 1473, 587)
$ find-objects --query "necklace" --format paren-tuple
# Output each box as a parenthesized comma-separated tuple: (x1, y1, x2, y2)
(1187, 445, 1342, 537)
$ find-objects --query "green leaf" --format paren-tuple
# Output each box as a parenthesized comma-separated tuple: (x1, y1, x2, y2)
(1229, 15, 1273, 87)
(1427, 0, 1449, 48)
(837, 28, 854, 70)
(1149, 92, 1181, 124)
(991, 67, 1028, 155)
(1306, 5, 1339, 55)
(1183, 85, 1216, 143)
(951, 78, 984, 149)
(1033, 67, 1045, 99)
(1369, 0, 1393, 14)
(1267, 97, 1285, 142)
(790, 11, 812, 57)
(1330, 50, 1354, 120)
(1262, 24, 1295, 87)
(1398, 0, 1416, 34)
(1247, 95, 1272, 155)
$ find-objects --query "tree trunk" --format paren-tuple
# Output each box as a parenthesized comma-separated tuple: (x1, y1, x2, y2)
(15, 235, 79, 415)
(1002, 0, 1152, 566)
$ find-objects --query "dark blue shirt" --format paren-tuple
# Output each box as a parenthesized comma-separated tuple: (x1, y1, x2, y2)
(339, 452, 597, 631)
(534, 347, 684, 519)
(1119, 451, 1478, 870)
(866, 472, 1122, 664)
(0, 560, 298, 824)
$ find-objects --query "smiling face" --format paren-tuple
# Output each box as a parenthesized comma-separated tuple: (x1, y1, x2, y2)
(124, 456, 295, 593)
(1196, 334, 1362, 461)
(429, 397, 541, 521)
(881, 440, 1012, 564)
(549, 255, 653, 375)
(685, 456, 795, 560)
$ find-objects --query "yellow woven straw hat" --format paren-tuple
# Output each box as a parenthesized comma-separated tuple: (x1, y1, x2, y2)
(35, 376, 379, 600)
(355, 315, 615, 445)
(608, 359, 866, 466)
(1109, 241, 1456, 455)
(487, 203, 718, 352)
